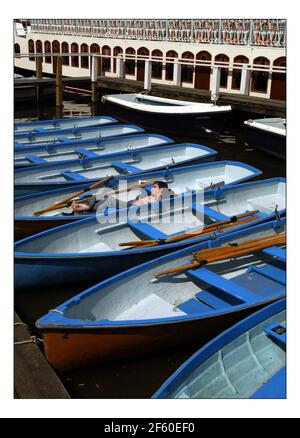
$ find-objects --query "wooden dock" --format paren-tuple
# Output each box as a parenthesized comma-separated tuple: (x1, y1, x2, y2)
(14, 312, 70, 399)
(14, 75, 286, 117)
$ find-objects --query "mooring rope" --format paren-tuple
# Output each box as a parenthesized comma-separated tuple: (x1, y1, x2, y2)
(14, 336, 43, 345)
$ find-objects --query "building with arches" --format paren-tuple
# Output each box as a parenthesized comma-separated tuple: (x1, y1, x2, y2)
(14, 18, 286, 100)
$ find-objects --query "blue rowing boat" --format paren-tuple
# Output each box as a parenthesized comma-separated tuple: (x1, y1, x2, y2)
(14, 123, 144, 148)
(152, 298, 286, 398)
(14, 143, 217, 190)
(14, 159, 261, 197)
(35, 219, 286, 370)
(14, 133, 173, 168)
(14, 177, 285, 240)
(14, 116, 117, 135)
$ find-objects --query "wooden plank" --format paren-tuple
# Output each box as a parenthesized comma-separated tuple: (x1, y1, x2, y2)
(14, 312, 70, 399)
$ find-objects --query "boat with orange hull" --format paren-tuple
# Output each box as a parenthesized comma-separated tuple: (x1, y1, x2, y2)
(36, 219, 286, 371)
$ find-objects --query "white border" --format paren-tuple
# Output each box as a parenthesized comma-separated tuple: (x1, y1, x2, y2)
(1, 0, 299, 419)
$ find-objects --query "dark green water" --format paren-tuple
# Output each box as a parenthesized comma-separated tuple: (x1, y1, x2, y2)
(14, 97, 286, 399)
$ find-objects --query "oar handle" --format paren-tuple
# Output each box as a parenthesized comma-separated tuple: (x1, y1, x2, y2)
(32, 175, 113, 217)
(155, 261, 200, 278)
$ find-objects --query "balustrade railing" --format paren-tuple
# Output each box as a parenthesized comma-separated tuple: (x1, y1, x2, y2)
(28, 19, 286, 47)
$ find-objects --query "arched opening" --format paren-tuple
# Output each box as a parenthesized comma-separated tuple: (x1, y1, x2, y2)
(270, 57, 286, 101)
(62, 42, 69, 66)
(35, 40, 43, 65)
(44, 41, 51, 64)
(165, 50, 178, 81)
(195, 51, 211, 90)
(90, 43, 101, 74)
(14, 43, 20, 57)
(215, 54, 229, 88)
(71, 43, 79, 67)
(28, 39, 35, 61)
(125, 48, 135, 76)
(113, 46, 123, 73)
(81, 43, 89, 69)
(137, 47, 149, 82)
(90, 43, 100, 53)
(231, 55, 249, 90)
(102, 46, 111, 72)
(52, 40, 60, 74)
(151, 49, 163, 79)
(251, 56, 270, 93)
(36, 40, 43, 53)
(181, 51, 194, 84)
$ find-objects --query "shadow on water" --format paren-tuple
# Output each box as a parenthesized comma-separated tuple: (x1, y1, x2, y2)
(14, 97, 286, 399)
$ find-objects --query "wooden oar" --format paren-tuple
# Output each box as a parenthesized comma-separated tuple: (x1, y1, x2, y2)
(154, 234, 285, 278)
(192, 234, 285, 261)
(132, 217, 261, 250)
(33, 175, 113, 216)
(119, 210, 259, 248)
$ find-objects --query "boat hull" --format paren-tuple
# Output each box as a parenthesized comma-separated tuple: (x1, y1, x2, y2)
(14, 217, 78, 240)
(15, 246, 178, 292)
(40, 300, 274, 371)
(104, 100, 230, 136)
(244, 126, 286, 160)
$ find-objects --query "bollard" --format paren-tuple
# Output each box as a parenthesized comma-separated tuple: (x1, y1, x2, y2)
(173, 62, 182, 87)
(91, 55, 98, 104)
(210, 66, 221, 103)
(116, 57, 124, 78)
(55, 56, 63, 107)
(144, 60, 152, 91)
(35, 56, 43, 104)
(240, 65, 251, 96)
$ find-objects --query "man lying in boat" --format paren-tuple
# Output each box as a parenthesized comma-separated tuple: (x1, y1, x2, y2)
(70, 181, 176, 215)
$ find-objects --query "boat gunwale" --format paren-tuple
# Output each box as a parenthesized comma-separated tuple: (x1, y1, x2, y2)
(36, 296, 284, 330)
(14, 115, 118, 130)
(106, 94, 232, 115)
(14, 211, 285, 258)
(14, 124, 145, 148)
(14, 159, 263, 192)
(13, 142, 218, 174)
(14, 132, 172, 154)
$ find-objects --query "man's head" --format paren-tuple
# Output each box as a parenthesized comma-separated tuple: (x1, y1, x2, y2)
(151, 180, 168, 196)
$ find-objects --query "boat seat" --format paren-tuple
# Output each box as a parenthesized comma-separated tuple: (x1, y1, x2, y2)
(33, 127, 47, 134)
(75, 148, 100, 159)
(248, 265, 286, 285)
(195, 290, 233, 310)
(111, 161, 142, 174)
(192, 202, 228, 221)
(262, 246, 286, 262)
(25, 154, 47, 164)
(177, 298, 212, 315)
(263, 322, 286, 346)
(127, 220, 168, 240)
(186, 268, 258, 304)
(60, 170, 88, 181)
(247, 195, 279, 213)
